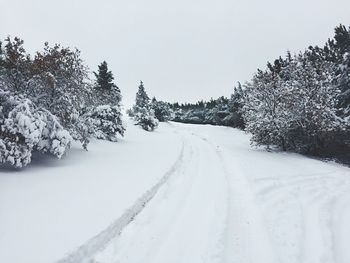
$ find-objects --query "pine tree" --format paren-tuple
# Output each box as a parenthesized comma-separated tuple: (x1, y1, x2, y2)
(130, 81, 158, 131)
(94, 61, 115, 90)
(134, 81, 150, 109)
(338, 52, 350, 118)
(83, 61, 125, 143)
(224, 83, 245, 129)
(93, 61, 121, 106)
(151, 97, 172, 122)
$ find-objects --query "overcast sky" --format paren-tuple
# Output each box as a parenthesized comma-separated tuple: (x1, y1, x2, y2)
(1, 0, 350, 107)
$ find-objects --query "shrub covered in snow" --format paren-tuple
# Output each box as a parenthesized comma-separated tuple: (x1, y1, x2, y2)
(85, 105, 125, 142)
(151, 97, 173, 122)
(0, 90, 72, 167)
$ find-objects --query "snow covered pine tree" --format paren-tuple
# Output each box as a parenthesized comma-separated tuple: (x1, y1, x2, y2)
(86, 61, 125, 142)
(129, 81, 158, 131)
(151, 97, 173, 122)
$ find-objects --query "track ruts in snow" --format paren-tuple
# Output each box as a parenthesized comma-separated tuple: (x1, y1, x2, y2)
(190, 132, 277, 263)
(55, 138, 185, 263)
(92, 130, 229, 263)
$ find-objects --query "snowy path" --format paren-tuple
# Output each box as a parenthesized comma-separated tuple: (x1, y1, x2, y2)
(92, 127, 277, 263)
(93, 130, 229, 263)
(92, 123, 350, 263)
(56, 139, 185, 263)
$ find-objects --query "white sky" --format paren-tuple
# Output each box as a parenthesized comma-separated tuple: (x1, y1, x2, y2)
(1, 0, 350, 107)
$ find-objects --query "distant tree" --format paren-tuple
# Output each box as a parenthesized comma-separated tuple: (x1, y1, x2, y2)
(224, 83, 245, 129)
(130, 81, 158, 131)
(151, 97, 172, 122)
(93, 61, 121, 105)
(75, 61, 126, 144)
(134, 81, 150, 108)
(94, 61, 115, 90)
(205, 96, 229, 125)
(331, 25, 350, 119)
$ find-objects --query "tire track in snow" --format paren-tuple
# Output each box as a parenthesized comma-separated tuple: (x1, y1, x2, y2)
(55, 137, 186, 263)
(253, 169, 350, 263)
(92, 130, 228, 263)
(190, 132, 277, 263)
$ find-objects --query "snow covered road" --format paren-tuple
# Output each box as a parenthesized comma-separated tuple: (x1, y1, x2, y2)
(93, 129, 229, 263)
(1, 122, 350, 263)
(93, 123, 350, 263)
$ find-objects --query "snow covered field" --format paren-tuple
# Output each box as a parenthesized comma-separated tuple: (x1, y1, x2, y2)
(1, 121, 350, 263)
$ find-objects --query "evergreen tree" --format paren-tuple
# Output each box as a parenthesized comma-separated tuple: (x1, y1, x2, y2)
(205, 97, 229, 125)
(224, 83, 245, 129)
(135, 81, 150, 108)
(130, 81, 158, 131)
(94, 61, 115, 90)
(338, 52, 350, 118)
(93, 61, 121, 105)
(151, 97, 172, 122)
(331, 25, 350, 119)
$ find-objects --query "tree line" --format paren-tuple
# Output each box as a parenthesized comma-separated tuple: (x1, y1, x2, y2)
(1, 24, 349, 167)
(152, 25, 350, 160)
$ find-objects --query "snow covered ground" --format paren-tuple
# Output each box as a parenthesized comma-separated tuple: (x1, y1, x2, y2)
(1, 121, 350, 263)
(0, 121, 182, 263)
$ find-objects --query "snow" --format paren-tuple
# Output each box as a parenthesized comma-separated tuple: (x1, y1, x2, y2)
(1, 121, 350, 263)
(0, 120, 182, 263)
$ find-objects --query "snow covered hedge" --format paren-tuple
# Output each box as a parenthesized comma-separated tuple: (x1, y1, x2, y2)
(0, 90, 72, 167)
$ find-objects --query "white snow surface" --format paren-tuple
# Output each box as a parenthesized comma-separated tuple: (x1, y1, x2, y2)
(1, 121, 350, 263)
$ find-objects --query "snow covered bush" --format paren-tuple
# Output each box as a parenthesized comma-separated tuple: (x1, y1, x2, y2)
(85, 105, 125, 142)
(151, 97, 173, 122)
(35, 109, 72, 158)
(134, 108, 159, 131)
(0, 90, 72, 167)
